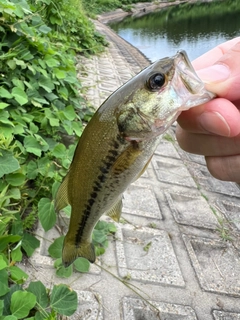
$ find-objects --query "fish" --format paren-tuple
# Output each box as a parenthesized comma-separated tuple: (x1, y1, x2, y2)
(55, 50, 214, 267)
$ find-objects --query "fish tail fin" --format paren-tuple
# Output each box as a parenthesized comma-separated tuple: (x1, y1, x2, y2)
(55, 174, 70, 212)
(62, 237, 96, 267)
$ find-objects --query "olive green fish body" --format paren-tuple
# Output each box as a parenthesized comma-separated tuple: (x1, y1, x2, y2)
(57, 99, 161, 265)
(55, 51, 214, 267)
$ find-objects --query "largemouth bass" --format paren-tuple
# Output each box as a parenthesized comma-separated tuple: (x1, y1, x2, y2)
(55, 50, 214, 267)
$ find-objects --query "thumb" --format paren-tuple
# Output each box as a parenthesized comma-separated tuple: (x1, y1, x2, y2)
(196, 41, 240, 101)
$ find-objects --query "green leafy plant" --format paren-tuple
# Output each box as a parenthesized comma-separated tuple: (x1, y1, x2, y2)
(0, 280, 78, 319)
(0, 0, 108, 317)
(47, 220, 117, 278)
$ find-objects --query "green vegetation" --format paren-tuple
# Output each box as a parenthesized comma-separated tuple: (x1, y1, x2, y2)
(109, 0, 240, 43)
(0, 0, 111, 317)
(82, 0, 149, 16)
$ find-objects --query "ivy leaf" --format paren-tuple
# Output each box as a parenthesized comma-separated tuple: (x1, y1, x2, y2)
(73, 258, 90, 273)
(50, 284, 77, 316)
(22, 233, 40, 257)
(0, 299, 3, 315)
(0, 235, 21, 251)
(63, 105, 76, 121)
(0, 150, 20, 178)
(39, 24, 51, 34)
(0, 255, 7, 270)
(38, 198, 56, 231)
(52, 143, 66, 159)
(54, 259, 72, 278)
(9, 266, 28, 284)
(0, 87, 12, 99)
(11, 87, 28, 106)
(11, 245, 23, 262)
(24, 136, 42, 157)
(10, 291, 36, 318)
(44, 55, 60, 68)
(0, 102, 9, 109)
(6, 173, 26, 187)
(0, 269, 9, 297)
(27, 281, 49, 308)
(38, 75, 55, 93)
(48, 236, 64, 259)
(26, 161, 38, 179)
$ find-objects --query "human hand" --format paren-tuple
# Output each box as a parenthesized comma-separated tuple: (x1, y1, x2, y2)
(176, 37, 240, 182)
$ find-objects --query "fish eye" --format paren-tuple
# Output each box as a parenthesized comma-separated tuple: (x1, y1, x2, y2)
(147, 73, 165, 91)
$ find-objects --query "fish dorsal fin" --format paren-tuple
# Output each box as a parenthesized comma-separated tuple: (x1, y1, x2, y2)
(55, 174, 70, 213)
(106, 196, 123, 222)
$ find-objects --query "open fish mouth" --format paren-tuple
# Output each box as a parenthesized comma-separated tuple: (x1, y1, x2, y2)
(172, 50, 215, 109)
(149, 50, 215, 135)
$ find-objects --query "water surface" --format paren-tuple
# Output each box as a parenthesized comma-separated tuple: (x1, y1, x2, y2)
(109, 0, 240, 62)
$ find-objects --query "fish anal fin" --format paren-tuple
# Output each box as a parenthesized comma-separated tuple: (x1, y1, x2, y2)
(55, 174, 70, 213)
(106, 197, 123, 222)
(62, 238, 96, 267)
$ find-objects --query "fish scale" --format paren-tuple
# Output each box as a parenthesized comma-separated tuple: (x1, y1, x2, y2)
(55, 50, 215, 267)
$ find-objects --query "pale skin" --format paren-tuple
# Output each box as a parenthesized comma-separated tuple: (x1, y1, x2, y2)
(176, 37, 240, 182)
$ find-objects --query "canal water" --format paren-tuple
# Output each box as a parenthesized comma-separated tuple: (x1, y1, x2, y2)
(109, 0, 240, 62)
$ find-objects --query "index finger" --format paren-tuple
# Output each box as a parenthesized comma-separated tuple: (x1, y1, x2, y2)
(192, 37, 240, 70)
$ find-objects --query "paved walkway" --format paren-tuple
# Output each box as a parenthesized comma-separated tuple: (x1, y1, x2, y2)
(26, 20, 240, 320)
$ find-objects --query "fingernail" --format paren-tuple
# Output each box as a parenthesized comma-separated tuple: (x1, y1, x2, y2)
(197, 64, 230, 83)
(198, 111, 231, 136)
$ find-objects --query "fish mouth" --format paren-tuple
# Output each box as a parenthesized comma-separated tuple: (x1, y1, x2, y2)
(171, 50, 215, 110)
(150, 51, 215, 135)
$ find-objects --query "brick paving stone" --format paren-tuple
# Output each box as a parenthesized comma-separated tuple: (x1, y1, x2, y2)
(152, 156, 197, 188)
(123, 184, 162, 220)
(183, 235, 240, 296)
(155, 138, 181, 159)
(122, 297, 197, 320)
(70, 291, 103, 320)
(115, 225, 185, 286)
(185, 161, 240, 197)
(213, 310, 240, 320)
(165, 192, 219, 229)
(215, 199, 240, 231)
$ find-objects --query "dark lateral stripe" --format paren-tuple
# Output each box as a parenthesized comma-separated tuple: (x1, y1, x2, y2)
(75, 139, 121, 245)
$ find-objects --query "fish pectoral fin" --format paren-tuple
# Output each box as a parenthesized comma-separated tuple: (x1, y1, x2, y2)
(62, 238, 96, 267)
(112, 142, 142, 175)
(55, 174, 70, 213)
(105, 196, 123, 222)
(134, 155, 153, 181)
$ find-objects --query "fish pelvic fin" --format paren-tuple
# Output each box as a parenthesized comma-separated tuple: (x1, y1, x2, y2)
(55, 174, 70, 213)
(106, 196, 123, 222)
(62, 238, 96, 267)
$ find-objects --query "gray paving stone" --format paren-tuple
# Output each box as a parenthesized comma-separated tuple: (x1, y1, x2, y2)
(213, 310, 240, 320)
(70, 291, 103, 320)
(122, 297, 197, 320)
(216, 199, 240, 231)
(123, 184, 162, 219)
(152, 156, 196, 188)
(155, 138, 181, 159)
(185, 162, 240, 197)
(165, 191, 219, 229)
(115, 225, 185, 286)
(183, 235, 240, 296)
